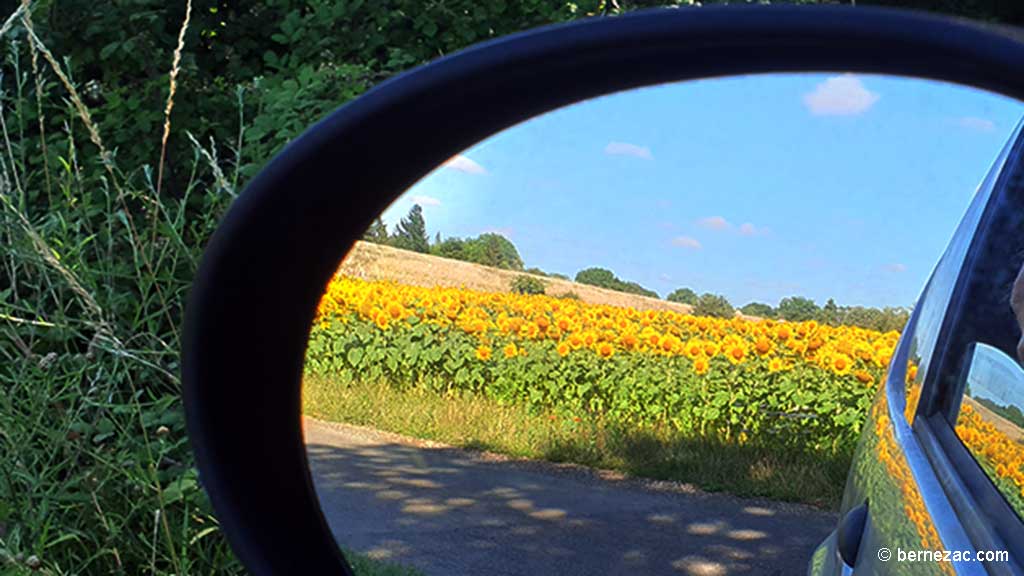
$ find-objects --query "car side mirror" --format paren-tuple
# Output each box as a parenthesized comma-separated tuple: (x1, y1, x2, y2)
(181, 6, 1024, 574)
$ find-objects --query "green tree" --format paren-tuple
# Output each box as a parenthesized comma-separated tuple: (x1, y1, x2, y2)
(821, 298, 841, 326)
(391, 204, 430, 253)
(667, 287, 698, 305)
(777, 296, 821, 322)
(464, 233, 524, 270)
(621, 281, 659, 298)
(431, 237, 468, 260)
(363, 217, 389, 244)
(693, 293, 735, 319)
(740, 302, 775, 318)
(575, 267, 656, 297)
(575, 267, 618, 288)
(511, 275, 546, 295)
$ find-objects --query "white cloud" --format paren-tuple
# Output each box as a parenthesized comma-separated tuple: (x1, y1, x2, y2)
(739, 222, 770, 237)
(698, 216, 731, 231)
(671, 236, 702, 250)
(659, 273, 672, 281)
(409, 194, 441, 207)
(604, 141, 653, 160)
(884, 263, 907, 273)
(803, 74, 880, 116)
(956, 116, 996, 132)
(443, 154, 487, 174)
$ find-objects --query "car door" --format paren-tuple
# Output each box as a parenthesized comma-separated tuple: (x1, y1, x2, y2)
(810, 116, 1024, 576)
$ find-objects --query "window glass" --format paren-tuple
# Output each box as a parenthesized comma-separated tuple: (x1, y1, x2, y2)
(900, 138, 1012, 424)
(954, 343, 1024, 518)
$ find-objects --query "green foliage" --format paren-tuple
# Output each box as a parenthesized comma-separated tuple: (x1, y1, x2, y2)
(778, 296, 821, 322)
(692, 293, 735, 319)
(364, 217, 389, 244)
(511, 275, 546, 295)
(575, 267, 658, 298)
(525, 266, 567, 279)
(820, 298, 841, 326)
(769, 296, 909, 332)
(390, 204, 430, 253)
(835, 305, 910, 333)
(430, 237, 468, 260)
(464, 233, 524, 270)
(428, 232, 523, 269)
(556, 291, 581, 300)
(13, 0, 609, 198)
(740, 302, 776, 318)
(1, 74, 241, 572)
(304, 315, 878, 456)
(975, 397, 1024, 429)
(575, 267, 617, 286)
(667, 287, 698, 305)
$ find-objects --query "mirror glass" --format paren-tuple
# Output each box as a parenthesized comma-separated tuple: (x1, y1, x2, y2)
(301, 73, 1024, 575)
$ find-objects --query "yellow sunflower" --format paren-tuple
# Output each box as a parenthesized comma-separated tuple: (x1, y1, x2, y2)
(693, 356, 710, 375)
(831, 353, 852, 375)
(557, 341, 571, 357)
(726, 343, 747, 365)
(754, 336, 773, 356)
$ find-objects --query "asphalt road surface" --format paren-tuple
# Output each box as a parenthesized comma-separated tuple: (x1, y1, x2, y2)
(305, 418, 837, 576)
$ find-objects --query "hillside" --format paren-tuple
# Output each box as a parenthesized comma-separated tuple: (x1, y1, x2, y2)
(337, 241, 699, 314)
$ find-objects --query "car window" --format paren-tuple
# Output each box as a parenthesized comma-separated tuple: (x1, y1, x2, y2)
(954, 343, 1024, 519)
(900, 121, 1022, 425)
(917, 119, 1024, 565)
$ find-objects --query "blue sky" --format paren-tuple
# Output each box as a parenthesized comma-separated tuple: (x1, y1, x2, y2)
(381, 73, 1024, 309)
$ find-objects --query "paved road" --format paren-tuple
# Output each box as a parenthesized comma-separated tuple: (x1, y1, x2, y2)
(305, 418, 837, 576)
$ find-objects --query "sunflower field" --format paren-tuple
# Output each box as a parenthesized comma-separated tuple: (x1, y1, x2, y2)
(305, 276, 903, 454)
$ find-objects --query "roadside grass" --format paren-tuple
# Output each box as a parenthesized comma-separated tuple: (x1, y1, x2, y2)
(302, 374, 851, 510)
(0, 6, 419, 575)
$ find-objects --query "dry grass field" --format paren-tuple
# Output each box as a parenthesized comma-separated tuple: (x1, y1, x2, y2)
(337, 241, 694, 312)
(336, 241, 756, 319)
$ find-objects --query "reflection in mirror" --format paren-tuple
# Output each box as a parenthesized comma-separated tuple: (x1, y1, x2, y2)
(301, 73, 1024, 575)
(955, 343, 1024, 519)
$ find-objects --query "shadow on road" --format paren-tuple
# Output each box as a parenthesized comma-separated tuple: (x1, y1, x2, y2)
(305, 420, 837, 576)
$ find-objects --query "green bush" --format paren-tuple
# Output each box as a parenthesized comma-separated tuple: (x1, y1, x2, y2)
(465, 233, 524, 270)
(740, 302, 776, 318)
(556, 291, 581, 300)
(574, 267, 658, 298)
(778, 296, 821, 322)
(667, 287, 698, 305)
(692, 293, 735, 319)
(511, 275, 546, 295)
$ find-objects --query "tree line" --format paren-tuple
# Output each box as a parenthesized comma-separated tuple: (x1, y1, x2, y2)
(365, 205, 911, 332)
(668, 291, 911, 332)
(363, 204, 526, 270)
